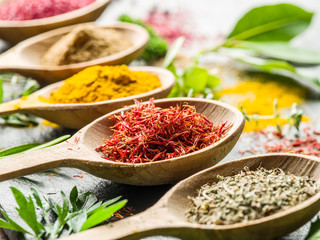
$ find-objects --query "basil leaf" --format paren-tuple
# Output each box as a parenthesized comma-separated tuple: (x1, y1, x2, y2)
(240, 41, 320, 64)
(227, 3, 313, 42)
(80, 200, 127, 231)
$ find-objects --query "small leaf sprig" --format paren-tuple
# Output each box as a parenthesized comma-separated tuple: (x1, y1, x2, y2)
(0, 186, 127, 240)
(240, 99, 303, 132)
(0, 73, 40, 127)
(164, 37, 221, 99)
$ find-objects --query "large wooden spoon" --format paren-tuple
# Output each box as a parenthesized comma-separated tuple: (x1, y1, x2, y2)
(0, 0, 112, 44)
(62, 153, 320, 240)
(0, 98, 245, 186)
(0, 22, 149, 85)
(0, 66, 174, 129)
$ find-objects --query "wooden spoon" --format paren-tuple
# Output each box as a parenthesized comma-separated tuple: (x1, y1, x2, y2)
(0, 22, 149, 85)
(62, 153, 320, 240)
(0, 66, 175, 129)
(0, 98, 245, 186)
(0, 0, 112, 44)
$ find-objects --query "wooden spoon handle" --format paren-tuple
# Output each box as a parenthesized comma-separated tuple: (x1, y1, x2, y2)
(61, 207, 180, 240)
(0, 142, 72, 182)
(0, 98, 25, 115)
(0, 96, 47, 116)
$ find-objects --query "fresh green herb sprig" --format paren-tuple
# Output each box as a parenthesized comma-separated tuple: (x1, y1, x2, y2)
(240, 100, 303, 131)
(0, 186, 126, 240)
(164, 37, 221, 99)
(118, 14, 168, 62)
(198, 3, 320, 94)
(0, 73, 40, 127)
(0, 135, 70, 159)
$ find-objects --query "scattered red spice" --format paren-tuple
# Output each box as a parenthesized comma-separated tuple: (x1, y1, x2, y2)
(0, 0, 95, 21)
(109, 206, 136, 222)
(240, 127, 320, 157)
(74, 137, 80, 144)
(96, 98, 233, 163)
(144, 8, 206, 45)
(67, 148, 73, 150)
(73, 172, 84, 178)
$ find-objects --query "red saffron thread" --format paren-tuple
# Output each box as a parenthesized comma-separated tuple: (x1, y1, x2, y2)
(96, 99, 233, 163)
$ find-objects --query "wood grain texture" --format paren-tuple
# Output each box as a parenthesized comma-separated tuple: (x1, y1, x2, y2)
(62, 154, 320, 240)
(0, 98, 245, 186)
(0, 0, 112, 44)
(0, 22, 149, 85)
(0, 66, 175, 129)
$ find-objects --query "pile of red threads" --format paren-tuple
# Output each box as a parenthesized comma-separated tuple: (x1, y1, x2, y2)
(0, 0, 95, 21)
(96, 98, 233, 163)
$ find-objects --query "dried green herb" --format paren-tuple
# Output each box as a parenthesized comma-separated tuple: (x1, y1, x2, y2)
(186, 167, 319, 225)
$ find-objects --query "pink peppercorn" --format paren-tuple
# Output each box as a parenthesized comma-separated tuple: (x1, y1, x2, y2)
(0, 0, 96, 21)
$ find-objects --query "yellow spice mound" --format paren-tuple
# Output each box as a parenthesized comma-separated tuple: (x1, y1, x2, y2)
(216, 80, 307, 132)
(47, 65, 162, 104)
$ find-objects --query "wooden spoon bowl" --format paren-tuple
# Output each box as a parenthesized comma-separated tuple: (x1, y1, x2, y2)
(63, 153, 320, 240)
(0, 0, 112, 44)
(0, 22, 149, 85)
(0, 66, 174, 129)
(0, 98, 245, 186)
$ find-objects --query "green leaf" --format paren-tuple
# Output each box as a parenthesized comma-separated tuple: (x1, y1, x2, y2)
(68, 211, 87, 233)
(0, 143, 40, 157)
(235, 55, 296, 73)
(31, 188, 43, 209)
(70, 186, 79, 212)
(227, 3, 313, 42)
(0, 210, 30, 234)
(163, 37, 185, 68)
(0, 78, 3, 103)
(11, 187, 42, 236)
(24, 135, 70, 153)
(87, 196, 122, 216)
(81, 200, 127, 231)
(239, 41, 320, 64)
(0, 135, 70, 159)
(183, 66, 209, 92)
(207, 74, 220, 89)
(306, 218, 320, 239)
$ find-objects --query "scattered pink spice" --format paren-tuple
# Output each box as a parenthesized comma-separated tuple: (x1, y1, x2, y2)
(144, 7, 206, 45)
(0, 0, 96, 21)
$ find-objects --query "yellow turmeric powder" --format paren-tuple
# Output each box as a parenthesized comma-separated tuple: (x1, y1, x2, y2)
(216, 76, 307, 132)
(46, 65, 162, 104)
